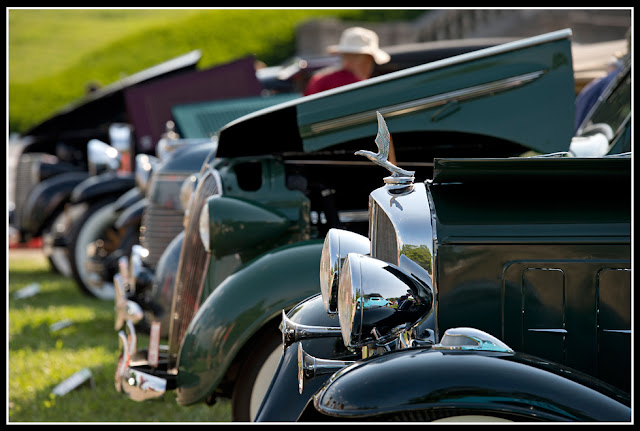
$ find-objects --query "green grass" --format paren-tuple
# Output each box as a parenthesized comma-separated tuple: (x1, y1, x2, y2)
(8, 249, 231, 422)
(8, 8, 427, 134)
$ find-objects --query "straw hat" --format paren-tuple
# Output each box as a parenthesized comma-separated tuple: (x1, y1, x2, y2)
(327, 27, 390, 65)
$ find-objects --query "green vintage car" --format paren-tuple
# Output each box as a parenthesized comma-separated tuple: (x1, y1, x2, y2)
(114, 29, 604, 421)
(259, 113, 630, 422)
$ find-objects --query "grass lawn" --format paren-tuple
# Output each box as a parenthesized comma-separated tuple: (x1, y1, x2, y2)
(7, 248, 231, 422)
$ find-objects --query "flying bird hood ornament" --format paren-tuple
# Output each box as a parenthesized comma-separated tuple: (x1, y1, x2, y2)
(355, 112, 415, 190)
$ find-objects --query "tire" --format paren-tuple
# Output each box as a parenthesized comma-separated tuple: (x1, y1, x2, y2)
(43, 211, 73, 277)
(67, 198, 120, 300)
(231, 325, 283, 422)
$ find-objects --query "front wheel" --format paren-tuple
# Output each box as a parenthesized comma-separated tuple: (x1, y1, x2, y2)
(67, 199, 120, 300)
(231, 325, 283, 422)
(42, 211, 73, 277)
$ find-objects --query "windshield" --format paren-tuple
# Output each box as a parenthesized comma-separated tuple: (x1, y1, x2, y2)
(579, 64, 631, 139)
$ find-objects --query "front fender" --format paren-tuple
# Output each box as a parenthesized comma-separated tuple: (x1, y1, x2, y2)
(114, 196, 147, 231)
(256, 294, 356, 422)
(175, 240, 324, 406)
(305, 348, 631, 422)
(20, 170, 90, 236)
(113, 187, 143, 214)
(70, 171, 135, 204)
(149, 231, 185, 337)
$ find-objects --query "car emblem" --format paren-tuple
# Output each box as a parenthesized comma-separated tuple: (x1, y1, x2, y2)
(355, 111, 415, 188)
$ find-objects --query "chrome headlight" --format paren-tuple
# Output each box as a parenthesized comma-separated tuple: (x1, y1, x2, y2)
(128, 245, 150, 294)
(338, 253, 432, 348)
(156, 136, 213, 161)
(135, 154, 159, 195)
(319, 228, 370, 314)
(197, 195, 289, 258)
(87, 139, 120, 175)
(179, 174, 198, 212)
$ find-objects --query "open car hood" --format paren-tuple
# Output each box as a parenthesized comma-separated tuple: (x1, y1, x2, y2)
(24, 50, 202, 138)
(216, 29, 576, 158)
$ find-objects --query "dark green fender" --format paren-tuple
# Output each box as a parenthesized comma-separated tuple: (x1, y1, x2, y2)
(176, 240, 324, 405)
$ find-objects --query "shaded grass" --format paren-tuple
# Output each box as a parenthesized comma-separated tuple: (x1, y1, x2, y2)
(8, 249, 231, 422)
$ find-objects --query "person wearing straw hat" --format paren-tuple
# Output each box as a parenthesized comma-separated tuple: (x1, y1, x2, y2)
(304, 26, 391, 96)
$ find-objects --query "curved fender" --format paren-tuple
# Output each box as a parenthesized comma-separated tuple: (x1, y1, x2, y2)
(150, 231, 185, 337)
(70, 171, 135, 204)
(176, 240, 324, 406)
(308, 348, 631, 422)
(114, 196, 147, 231)
(20, 170, 90, 236)
(113, 187, 143, 214)
(256, 294, 357, 422)
(37, 159, 85, 182)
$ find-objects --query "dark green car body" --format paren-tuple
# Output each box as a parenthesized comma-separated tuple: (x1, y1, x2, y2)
(115, 29, 630, 421)
(263, 153, 631, 422)
(176, 29, 577, 406)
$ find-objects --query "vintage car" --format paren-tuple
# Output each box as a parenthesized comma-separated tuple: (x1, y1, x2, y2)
(11, 55, 265, 286)
(256, 113, 631, 422)
(113, 94, 302, 329)
(76, 134, 216, 300)
(10, 50, 203, 255)
(19, 124, 135, 280)
(113, 29, 590, 421)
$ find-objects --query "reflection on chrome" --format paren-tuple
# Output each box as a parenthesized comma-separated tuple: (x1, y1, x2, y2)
(280, 310, 341, 349)
(115, 319, 168, 401)
(337, 253, 433, 349)
(298, 343, 355, 394)
(120, 368, 167, 402)
(319, 229, 370, 314)
(128, 245, 149, 294)
(433, 327, 514, 353)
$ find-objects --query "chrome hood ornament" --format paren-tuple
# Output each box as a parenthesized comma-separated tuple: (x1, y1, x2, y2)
(355, 112, 415, 188)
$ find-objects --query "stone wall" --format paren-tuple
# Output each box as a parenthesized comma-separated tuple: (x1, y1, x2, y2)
(295, 9, 631, 57)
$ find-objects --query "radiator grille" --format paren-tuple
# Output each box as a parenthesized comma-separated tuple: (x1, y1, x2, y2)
(370, 199, 398, 265)
(13, 153, 50, 232)
(168, 169, 221, 362)
(140, 206, 185, 268)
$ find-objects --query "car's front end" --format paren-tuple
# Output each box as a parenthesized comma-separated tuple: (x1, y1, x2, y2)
(256, 114, 631, 422)
(114, 29, 621, 422)
(114, 138, 217, 335)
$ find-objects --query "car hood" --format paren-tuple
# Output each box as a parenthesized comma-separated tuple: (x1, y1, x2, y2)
(216, 29, 576, 158)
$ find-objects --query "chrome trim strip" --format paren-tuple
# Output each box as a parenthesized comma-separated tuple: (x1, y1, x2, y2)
(338, 210, 368, 223)
(602, 329, 631, 334)
(305, 71, 545, 137)
(219, 29, 571, 132)
(425, 181, 440, 343)
(283, 160, 434, 167)
(527, 328, 568, 334)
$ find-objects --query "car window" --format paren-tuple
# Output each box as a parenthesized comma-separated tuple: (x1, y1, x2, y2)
(581, 67, 631, 138)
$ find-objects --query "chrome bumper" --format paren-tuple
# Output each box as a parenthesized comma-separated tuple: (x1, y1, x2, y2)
(114, 250, 176, 402)
(115, 320, 175, 401)
(114, 271, 144, 331)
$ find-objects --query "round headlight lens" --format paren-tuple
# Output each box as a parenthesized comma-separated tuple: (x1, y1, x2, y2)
(337, 253, 433, 348)
(128, 245, 149, 293)
(198, 200, 210, 253)
(179, 174, 198, 212)
(135, 154, 158, 195)
(320, 229, 370, 314)
(338, 253, 360, 347)
(88, 139, 120, 174)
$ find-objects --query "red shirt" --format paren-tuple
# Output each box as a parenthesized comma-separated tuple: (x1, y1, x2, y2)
(304, 68, 362, 96)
